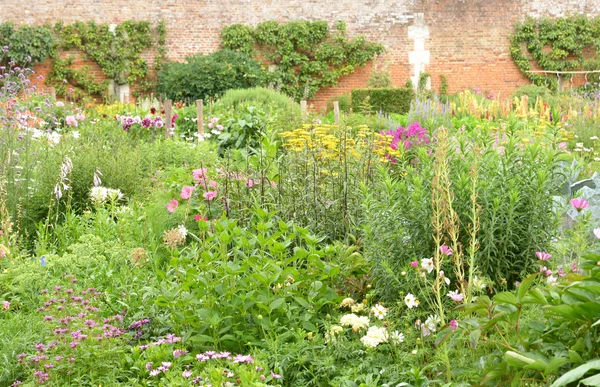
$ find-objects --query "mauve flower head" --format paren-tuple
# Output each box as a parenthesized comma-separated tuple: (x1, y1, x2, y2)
(182, 370, 192, 378)
(173, 349, 188, 358)
(65, 115, 78, 127)
(536, 251, 551, 261)
(3, 300, 10, 310)
(192, 168, 208, 182)
(232, 354, 254, 364)
(141, 116, 152, 128)
(146, 362, 153, 371)
(571, 198, 589, 211)
(271, 370, 282, 379)
(410, 261, 418, 268)
(75, 113, 85, 121)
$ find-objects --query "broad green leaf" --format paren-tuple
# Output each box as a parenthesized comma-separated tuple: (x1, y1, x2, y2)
(494, 291, 518, 306)
(517, 274, 538, 303)
(581, 373, 600, 386)
(550, 359, 600, 387)
(504, 351, 536, 368)
(469, 329, 481, 349)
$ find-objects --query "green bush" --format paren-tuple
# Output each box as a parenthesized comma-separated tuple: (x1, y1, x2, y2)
(362, 130, 564, 301)
(0, 22, 55, 65)
(512, 84, 552, 103)
(157, 50, 264, 102)
(351, 88, 414, 115)
(326, 95, 351, 113)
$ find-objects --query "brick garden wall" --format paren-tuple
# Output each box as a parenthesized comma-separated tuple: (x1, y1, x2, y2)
(2, 0, 600, 110)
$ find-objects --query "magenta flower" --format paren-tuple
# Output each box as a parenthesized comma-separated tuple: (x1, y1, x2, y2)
(145, 362, 153, 371)
(449, 320, 458, 331)
(3, 301, 9, 310)
(536, 251, 551, 261)
(271, 370, 283, 379)
(173, 349, 188, 358)
(167, 200, 179, 213)
(571, 198, 589, 211)
(410, 261, 418, 268)
(194, 214, 207, 222)
(232, 354, 254, 364)
(180, 186, 194, 199)
(75, 113, 85, 121)
(440, 245, 453, 256)
(203, 191, 217, 201)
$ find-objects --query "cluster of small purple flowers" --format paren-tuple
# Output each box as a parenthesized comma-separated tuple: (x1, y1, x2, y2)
(380, 122, 431, 162)
(13, 278, 128, 386)
(116, 114, 165, 131)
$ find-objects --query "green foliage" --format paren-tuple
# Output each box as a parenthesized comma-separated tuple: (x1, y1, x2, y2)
(327, 94, 352, 113)
(351, 88, 414, 115)
(460, 251, 600, 385)
(157, 50, 264, 102)
(152, 209, 343, 351)
(221, 20, 384, 101)
(215, 87, 300, 117)
(512, 84, 553, 102)
(367, 57, 392, 88)
(362, 130, 563, 301)
(510, 16, 600, 90)
(47, 56, 109, 99)
(439, 74, 448, 95)
(215, 104, 274, 154)
(0, 22, 56, 65)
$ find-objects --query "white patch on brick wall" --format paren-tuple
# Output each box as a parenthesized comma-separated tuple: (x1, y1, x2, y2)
(408, 13, 429, 89)
(524, 0, 600, 18)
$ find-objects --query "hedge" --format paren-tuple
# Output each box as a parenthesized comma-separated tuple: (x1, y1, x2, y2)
(351, 88, 414, 114)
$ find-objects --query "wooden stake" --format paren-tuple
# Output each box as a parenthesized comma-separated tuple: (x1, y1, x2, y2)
(49, 87, 56, 100)
(333, 101, 340, 125)
(164, 99, 172, 139)
(196, 99, 204, 137)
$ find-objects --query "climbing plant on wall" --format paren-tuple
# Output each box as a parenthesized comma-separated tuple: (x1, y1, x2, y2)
(510, 16, 600, 90)
(221, 20, 384, 101)
(0, 20, 166, 100)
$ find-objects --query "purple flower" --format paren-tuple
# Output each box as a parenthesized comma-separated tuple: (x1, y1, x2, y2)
(146, 362, 153, 371)
(173, 349, 188, 358)
(232, 354, 254, 364)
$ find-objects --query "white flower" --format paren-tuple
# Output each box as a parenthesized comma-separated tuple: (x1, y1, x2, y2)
(177, 225, 188, 238)
(325, 325, 344, 343)
(47, 131, 61, 146)
(404, 293, 419, 309)
(90, 186, 108, 205)
(339, 297, 355, 308)
(473, 276, 486, 290)
(360, 326, 388, 348)
(339, 314, 370, 331)
(421, 258, 434, 273)
(106, 188, 124, 202)
(411, 349, 418, 355)
(576, 142, 584, 147)
(390, 331, 404, 344)
(370, 304, 388, 320)
(72, 131, 80, 139)
(439, 270, 450, 285)
(351, 303, 366, 313)
(594, 228, 600, 240)
(421, 315, 440, 337)
(547, 275, 558, 286)
(32, 129, 44, 139)
(591, 136, 599, 140)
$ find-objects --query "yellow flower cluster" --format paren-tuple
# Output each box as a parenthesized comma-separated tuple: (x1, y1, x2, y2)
(279, 124, 399, 163)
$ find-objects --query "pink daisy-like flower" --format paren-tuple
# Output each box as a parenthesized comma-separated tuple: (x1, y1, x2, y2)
(571, 198, 589, 211)
(439, 245, 453, 256)
(536, 251, 551, 261)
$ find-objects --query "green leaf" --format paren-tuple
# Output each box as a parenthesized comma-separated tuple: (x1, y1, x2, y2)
(517, 274, 538, 303)
(550, 359, 600, 387)
(581, 373, 600, 386)
(468, 329, 481, 349)
(494, 291, 518, 306)
(504, 351, 536, 368)
(522, 288, 548, 305)
(269, 298, 286, 312)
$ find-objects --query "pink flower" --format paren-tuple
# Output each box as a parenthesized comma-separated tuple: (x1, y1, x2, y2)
(447, 290, 464, 302)
(166, 200, 179, 213)
(192, 168, 208, 182)
(65, 115, 78, 127)
(440, 245, 453, 256)
(449, 320, 458, 331)
(145, 362, 153, 371)
(539, 266, 553, 276)
(571, 198, 589, 211)
(536, 251, 551, 261)
(3, 301, 9, 310)
(410, 261, 418, 268)
(173, 349, 188, 358)
(194, 214, 207, 222)
(271, 370, 282, 379)
(180, 186, 194, 199)
(75, 113, 85, 121)
(558, 142, 567, 150)
(182, 370, 192, 378)
(203, 191, 217, 201)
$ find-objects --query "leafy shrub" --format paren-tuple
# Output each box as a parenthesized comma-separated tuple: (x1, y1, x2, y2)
(150, 209, 343, 351)
(512, 84, 552, 103)
(460, 249, 600, 386)
(351, 88, 414, 115)
(326, 95, 351, 113)
(157, 50, 264, 102)
(0, 22, 55, 65)
(362, 130, 564, 301)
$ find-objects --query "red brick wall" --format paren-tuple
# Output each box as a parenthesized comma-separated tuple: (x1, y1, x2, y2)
(2, 0, 599, 109)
